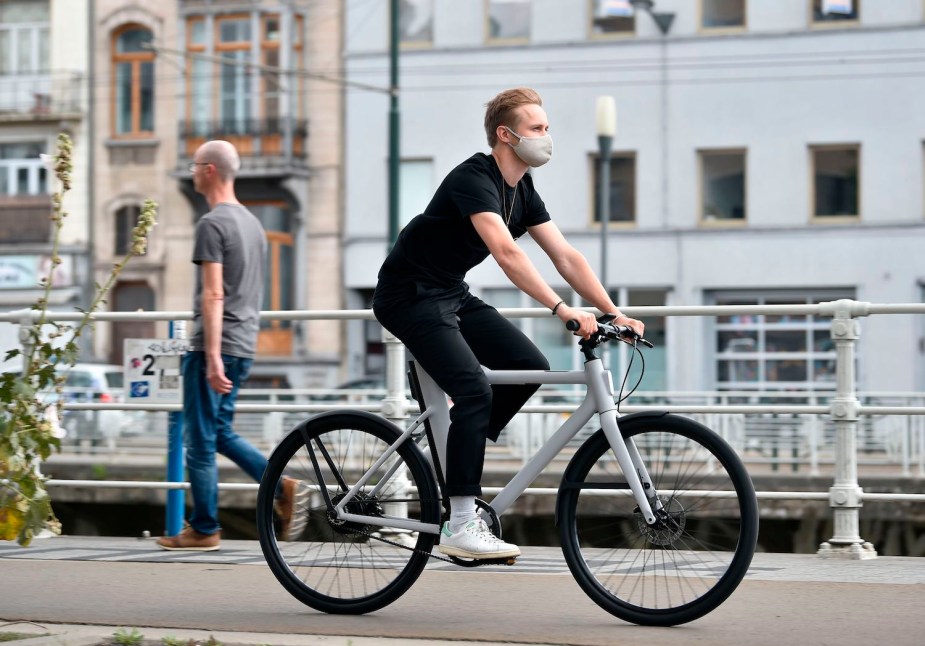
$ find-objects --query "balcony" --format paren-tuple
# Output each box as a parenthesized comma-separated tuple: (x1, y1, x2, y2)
(0, 72, 83, 119)
(0, 195, 53, 243)
(178, 118, 308, 176)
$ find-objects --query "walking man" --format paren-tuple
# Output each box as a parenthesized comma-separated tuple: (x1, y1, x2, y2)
(157, 140, 305, 551)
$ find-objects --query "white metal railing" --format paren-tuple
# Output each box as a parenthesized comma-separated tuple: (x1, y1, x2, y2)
(4, 299, 925, 558)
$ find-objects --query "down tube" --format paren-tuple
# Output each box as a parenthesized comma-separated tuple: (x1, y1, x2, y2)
(489, 396, 598, 517)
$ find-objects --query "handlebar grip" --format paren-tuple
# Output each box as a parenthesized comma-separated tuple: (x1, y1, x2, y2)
(566, 320, 580, 332)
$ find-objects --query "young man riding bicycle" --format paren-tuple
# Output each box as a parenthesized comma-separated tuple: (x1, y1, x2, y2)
(372, 87, 644, 560)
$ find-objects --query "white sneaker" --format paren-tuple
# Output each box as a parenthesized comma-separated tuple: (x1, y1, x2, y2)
(438, 519, 520, 560)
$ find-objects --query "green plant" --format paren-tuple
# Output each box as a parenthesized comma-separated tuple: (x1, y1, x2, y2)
(111, 628, 144, 646)
(160, 637, 184, 646)
(0, 133, 157, 546)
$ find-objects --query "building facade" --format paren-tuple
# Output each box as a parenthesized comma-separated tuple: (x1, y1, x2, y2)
(0, 0, 90, 357)
(88, 0, 345, 388)
(343, 0, 925, 393)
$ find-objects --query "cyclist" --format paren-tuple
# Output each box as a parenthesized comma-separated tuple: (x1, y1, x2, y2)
(372, 87, 644, 560)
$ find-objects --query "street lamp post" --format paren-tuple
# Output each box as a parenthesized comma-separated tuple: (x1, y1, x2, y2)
(596, 96, 616, 291)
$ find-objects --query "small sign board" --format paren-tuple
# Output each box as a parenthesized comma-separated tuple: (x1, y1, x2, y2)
(124, 338, 190, 403)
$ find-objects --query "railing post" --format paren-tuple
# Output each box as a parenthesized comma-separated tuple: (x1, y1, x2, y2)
(165, 320, 186, 537)
(818, 300, 876, 559)
(378, 327, 415, 545)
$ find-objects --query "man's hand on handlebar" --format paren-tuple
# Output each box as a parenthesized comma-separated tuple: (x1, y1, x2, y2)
(556, 305, 598, 339)
(613, 314, 645, 339)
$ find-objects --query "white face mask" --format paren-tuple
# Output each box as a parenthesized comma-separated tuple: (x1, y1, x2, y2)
(504, 126, 553, 167)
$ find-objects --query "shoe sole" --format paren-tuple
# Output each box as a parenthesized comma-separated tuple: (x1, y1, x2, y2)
(157, 543, 221, 552)
(438, 544, 520, 560)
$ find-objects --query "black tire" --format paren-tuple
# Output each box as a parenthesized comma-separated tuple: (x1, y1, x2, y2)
(557, 413, 758, 626)
(257, 411, 441, 614)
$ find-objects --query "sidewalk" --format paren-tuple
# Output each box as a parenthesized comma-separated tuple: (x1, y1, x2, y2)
(2, 536, 924, 646)
(0, 622, 526, 646)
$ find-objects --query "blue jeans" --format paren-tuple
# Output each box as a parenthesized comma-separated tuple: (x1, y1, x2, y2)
(183, 351, 267, 535)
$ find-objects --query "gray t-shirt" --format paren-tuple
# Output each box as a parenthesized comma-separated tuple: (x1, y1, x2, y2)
(189, 203, 267, 358)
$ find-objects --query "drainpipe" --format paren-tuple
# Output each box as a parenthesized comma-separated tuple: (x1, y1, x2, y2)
(84, 0, 96, 360)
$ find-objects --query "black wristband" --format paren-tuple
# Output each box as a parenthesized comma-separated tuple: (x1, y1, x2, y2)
(551, 300, 565, 316)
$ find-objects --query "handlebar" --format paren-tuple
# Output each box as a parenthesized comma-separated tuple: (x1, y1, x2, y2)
(566, 318, 654, 349)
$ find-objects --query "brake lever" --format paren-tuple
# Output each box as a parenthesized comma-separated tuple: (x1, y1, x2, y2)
(566, 320, 654, 348)
(613, 324, 654, 349)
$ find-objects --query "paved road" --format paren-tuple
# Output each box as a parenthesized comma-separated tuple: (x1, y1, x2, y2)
(1, 537, 924, 646)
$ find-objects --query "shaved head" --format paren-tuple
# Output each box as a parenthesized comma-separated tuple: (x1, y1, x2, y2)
(195, 140, 241, 182)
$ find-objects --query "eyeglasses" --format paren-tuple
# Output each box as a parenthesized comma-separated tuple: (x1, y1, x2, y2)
(188, 162, 212, 173)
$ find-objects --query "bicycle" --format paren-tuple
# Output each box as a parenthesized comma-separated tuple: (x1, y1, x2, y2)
(256, 314, 759, 626)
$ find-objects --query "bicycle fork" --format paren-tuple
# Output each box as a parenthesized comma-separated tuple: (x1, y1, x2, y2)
(589, 360, 661, 526)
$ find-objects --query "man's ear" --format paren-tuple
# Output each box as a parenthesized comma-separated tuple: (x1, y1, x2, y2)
(497, 125, 513, 144)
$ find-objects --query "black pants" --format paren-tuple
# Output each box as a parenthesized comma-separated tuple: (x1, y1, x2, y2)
(373, 282, 549, 496)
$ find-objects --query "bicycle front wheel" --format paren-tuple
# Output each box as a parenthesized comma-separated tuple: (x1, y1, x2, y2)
(557, 413, 758, 626)
(257, 411, 441, 615)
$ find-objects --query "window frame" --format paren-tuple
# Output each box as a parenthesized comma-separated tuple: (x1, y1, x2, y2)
(809, 143, 861, 222)
(0, 7, 49, 75)
(698, 0, 747, 33)
(399, 0, 435, 49)
(589, 150, 637, 228)
(588, 0, 636, 40)
(698, 147, 748, 227)
(710, 290, 851, 391)
(810, 0, 861, 28)
(485, 0, 531, 45)
(114, 204, 142, 256)
(0, 141, 47, 196)
(110, 24, 155, 139)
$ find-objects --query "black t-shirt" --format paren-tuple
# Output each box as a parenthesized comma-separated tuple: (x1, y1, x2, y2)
(378, 152, 551, 291)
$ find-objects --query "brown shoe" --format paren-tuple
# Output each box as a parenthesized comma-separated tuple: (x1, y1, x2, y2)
(156, 526, 220, 552)
(275, 476, 310, 541)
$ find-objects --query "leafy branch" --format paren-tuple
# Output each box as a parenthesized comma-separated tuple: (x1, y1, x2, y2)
(0, 133, 158, 546)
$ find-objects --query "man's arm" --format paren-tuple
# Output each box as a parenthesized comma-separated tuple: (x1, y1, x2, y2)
(200, 260, 233, 394)
(471, 212, 599, 338)
(528, 220, 645, 336)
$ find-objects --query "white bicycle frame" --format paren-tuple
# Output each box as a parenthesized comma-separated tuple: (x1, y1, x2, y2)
(332, 356, 660, 534)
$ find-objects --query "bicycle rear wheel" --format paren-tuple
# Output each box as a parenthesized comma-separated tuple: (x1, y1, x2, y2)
(257, 411, 441, 615)
(557, 413, 758, 626)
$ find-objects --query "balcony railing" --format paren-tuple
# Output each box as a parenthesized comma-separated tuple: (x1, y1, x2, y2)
(178, 118, 308, 163)
(0, 195, 53, 243)
(0, 72, 83, 117)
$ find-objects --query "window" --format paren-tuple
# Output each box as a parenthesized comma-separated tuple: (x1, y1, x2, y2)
(590, 0, 635, 37)
(112, 25, 155, 137)
(0, 142, 46, 196)
(812, 145, 859, 219)
(399, 0, 433, 45)
(114, 205, 141, 256)
(591, 153, 635, 224)
(399, 159, 433, 229)
(712, 290, 852, 390)
(487, 0, 530, 43)
(217, 16, 252, 133)
(812, 0, 859, 24)
(701, 0, 746, 29)
(0, 0, 49, 74)
(185, 13, 304, 156)
(700, 149, 746, 223)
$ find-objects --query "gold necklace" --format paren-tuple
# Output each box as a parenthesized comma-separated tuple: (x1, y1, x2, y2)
(502, 182, 518, 227)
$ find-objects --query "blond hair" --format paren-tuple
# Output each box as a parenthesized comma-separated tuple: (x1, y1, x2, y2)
(483, 87, 543, 148)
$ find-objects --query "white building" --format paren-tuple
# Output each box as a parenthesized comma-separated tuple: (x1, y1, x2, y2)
(342, 0, 925, 393)
(0, 0, 90, 362)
